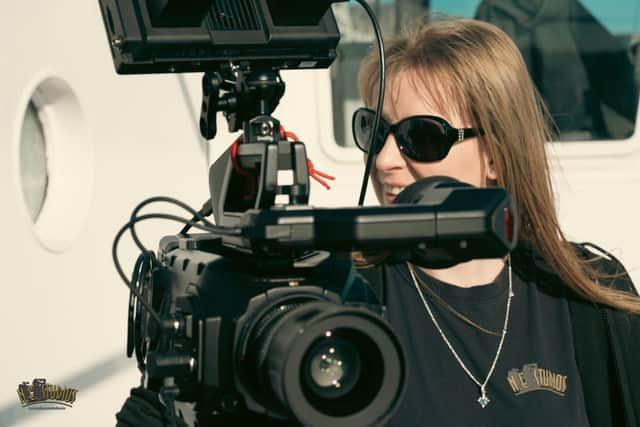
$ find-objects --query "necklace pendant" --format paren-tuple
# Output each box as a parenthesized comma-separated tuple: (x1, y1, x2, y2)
(477, 388, 490, 408)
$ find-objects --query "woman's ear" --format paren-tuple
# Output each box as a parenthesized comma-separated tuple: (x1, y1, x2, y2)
(484, 154, 498, 181)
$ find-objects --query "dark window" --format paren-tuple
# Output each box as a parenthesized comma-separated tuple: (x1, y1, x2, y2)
(330, 0, 640, 146)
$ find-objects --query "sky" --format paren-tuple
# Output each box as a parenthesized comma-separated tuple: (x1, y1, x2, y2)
(427, 0, 640, 34)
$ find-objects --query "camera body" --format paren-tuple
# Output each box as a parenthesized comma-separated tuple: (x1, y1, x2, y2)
(137, 174, 516, 425)
(142, 235, 404, 426)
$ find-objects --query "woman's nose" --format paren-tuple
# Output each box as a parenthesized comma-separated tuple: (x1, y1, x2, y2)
(375, 133, 405, 172)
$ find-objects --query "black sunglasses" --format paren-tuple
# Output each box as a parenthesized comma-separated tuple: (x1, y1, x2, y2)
(352, 107, 483, 162)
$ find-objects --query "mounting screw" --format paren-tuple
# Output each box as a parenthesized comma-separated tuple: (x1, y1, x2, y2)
(260, 121, 272, 136)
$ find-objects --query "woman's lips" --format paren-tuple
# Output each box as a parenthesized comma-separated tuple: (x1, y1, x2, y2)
(384, 185, 406, 203)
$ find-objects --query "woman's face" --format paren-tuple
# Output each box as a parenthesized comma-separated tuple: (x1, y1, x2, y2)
(370, 74, 496, 205)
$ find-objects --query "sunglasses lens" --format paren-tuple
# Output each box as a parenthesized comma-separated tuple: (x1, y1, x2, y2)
(397, 118, 450, 162)
(352, 109, 458, 162)
(353, 109, 385, 153)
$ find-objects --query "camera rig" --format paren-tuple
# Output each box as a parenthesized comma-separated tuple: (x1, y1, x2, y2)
(102, 1, 518, 426)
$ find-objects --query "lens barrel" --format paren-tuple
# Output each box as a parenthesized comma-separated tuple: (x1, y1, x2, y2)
(239, 297, 405, 427)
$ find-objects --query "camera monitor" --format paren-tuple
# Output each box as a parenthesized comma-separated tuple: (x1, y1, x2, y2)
(99, 0, 345, 74)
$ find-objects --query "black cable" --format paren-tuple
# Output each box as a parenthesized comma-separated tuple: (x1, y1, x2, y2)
(129, 196, 215, 259)
(113, 218, 164, 326)
(129, 251, 155, 368)
(355, 0, 386, 206)
(127, 253, 147, 358)
(179, 199, 213, 235)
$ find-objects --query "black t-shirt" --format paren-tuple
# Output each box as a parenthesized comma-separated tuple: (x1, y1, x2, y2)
(384, 262, 591, 427)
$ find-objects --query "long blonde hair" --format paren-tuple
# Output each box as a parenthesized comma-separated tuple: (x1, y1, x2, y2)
(357, 18, 640, 313)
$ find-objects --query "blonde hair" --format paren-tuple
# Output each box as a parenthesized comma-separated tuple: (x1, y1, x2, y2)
(357, 18, 640, 313)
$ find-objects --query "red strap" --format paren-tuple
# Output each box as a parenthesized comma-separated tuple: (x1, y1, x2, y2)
(229, 135, 254, 198)
(279, 126, 336, 190)
(230, 136, 252, 177)
(307, 159, 335, 190)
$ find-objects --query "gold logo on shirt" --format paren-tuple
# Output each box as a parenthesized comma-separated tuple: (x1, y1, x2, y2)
(507, 363, 567, 396)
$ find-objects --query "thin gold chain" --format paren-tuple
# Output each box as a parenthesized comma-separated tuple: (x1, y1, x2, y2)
(410, 269, 502, 337)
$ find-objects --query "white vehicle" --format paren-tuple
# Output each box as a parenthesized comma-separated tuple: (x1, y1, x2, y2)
(1, 1, 638, 426)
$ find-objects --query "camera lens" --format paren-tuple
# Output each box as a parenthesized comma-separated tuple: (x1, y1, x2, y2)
(297, 326, 384, 419)
(303, 334, 361, 399)
(238, 295, 405, 427)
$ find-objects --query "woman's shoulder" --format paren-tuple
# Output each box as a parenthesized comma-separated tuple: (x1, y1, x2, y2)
(513, 240, 637, 295)
(572, 242, 637, 295)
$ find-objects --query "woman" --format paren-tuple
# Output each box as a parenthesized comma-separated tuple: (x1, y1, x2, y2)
(352, 18, 640, 427)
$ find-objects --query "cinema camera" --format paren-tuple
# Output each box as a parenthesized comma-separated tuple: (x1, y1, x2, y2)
(100, 1, 518, 426)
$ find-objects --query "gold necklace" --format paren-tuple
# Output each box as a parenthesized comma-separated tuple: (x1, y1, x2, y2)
(407, 258, 514, 408)
(410, 271, 502, 336)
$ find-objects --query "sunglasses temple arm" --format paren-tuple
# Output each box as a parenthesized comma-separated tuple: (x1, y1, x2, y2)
(466, 128, 482, 138)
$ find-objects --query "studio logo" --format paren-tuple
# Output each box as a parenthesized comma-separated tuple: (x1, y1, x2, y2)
(17, 378, 78, 409)
(507, 363, 567, 396)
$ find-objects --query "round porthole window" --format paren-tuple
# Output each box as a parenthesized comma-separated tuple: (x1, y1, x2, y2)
(16, 76, 94, 253)
(20, 101, 49, 222)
